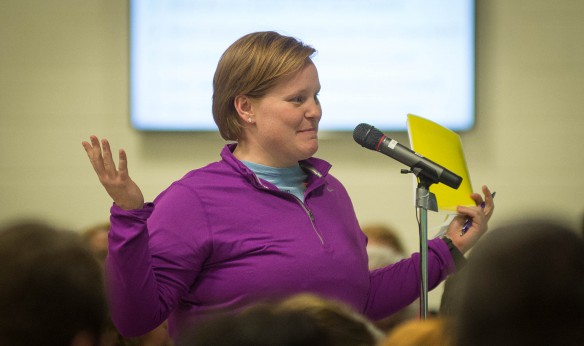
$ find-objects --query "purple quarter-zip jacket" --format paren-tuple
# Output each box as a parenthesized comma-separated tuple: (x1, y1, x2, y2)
(106, 144, 455, 338)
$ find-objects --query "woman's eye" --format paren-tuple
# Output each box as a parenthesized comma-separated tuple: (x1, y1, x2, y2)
(290, 96, 305, 103)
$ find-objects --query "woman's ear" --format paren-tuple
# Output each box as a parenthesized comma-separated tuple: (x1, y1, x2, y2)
(234, 95, 255, 123)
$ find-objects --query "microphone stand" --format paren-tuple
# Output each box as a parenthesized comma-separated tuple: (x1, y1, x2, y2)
(403, 169, 438, 320)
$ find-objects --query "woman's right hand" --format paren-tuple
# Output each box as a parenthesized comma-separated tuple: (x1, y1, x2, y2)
(82, 136, 145, 210)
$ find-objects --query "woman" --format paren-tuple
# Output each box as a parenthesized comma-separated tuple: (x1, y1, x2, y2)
(82, 31, 494, 340)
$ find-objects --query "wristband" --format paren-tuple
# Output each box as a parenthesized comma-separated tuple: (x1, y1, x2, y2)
(441, 236, 467, 270)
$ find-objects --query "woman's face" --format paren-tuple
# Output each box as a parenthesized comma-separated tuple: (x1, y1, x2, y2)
(241, 61, 322, 167)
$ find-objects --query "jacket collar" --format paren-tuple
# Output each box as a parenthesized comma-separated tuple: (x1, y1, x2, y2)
(220, 143, 331, 188)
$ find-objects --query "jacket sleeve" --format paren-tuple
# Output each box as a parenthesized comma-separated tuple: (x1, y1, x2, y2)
(363, 237, 456, 320)
(106, 183, 211, 337)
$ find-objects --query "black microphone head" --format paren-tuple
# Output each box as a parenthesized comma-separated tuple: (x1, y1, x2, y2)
(353, 123, 384, 150)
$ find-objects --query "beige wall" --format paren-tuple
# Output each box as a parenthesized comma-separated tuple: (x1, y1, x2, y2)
(1, 0, 583, 307)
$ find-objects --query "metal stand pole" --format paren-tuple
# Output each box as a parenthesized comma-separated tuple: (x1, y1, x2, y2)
(415, 180, 438, 319)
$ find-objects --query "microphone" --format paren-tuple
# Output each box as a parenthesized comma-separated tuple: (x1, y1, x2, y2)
(353, 123, 462, 189)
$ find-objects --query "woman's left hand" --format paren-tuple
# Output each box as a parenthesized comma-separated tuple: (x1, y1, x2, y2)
(445, 185, 495, 254)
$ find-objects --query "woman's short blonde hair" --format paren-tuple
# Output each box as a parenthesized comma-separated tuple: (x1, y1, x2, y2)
(212, 31, 316, 140)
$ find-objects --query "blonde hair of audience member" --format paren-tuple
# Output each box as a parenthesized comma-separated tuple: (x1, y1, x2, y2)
(82, 221, 110, 265)
(0, 221, 107, 346)
(381, 318, 452, 346)
(183, 293, 382, 346)
(455, 219, 584, 346)
(361, 224, 406, 270)
(273, 293, 385, 346)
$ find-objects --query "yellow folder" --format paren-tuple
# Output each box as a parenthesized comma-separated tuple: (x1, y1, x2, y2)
(407, 114, 474, 211)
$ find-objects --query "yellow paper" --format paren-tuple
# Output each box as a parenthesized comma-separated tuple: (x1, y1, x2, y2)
(407, 114, 474, 211)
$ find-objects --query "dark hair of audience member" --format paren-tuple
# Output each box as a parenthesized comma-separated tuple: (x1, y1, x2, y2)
(0, 221, 108, 346)
(438, 270, 465, 317)
(581, 211, 584, 237)
(176, 305, 333, 346)
(454, 219, 584, 346)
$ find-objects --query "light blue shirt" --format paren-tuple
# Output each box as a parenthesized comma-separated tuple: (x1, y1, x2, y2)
(242, 161, 307, 202)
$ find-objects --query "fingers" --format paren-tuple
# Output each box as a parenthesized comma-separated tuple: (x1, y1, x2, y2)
(456, 185, 494, 234)
(481, 185, 495, 219)
(81, 136, 124, 181)
(101, 138, 117, 175)
(118, 149, 129, 177)
(449, 185, 495, 252)
(456, 204, 481, 221)
(466, 186, 494, 210)
(469, 192, 483, 206)
(81, 135, 99, 159)
(82, 135, 106, 176)
(81, 140, 94, 163)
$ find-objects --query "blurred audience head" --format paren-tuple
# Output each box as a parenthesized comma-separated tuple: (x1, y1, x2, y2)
(177, 304, 333, 346)
(178, 292, 384, 346)
(0, 221, 107, 346)
(581, 211, 584, 237)
(273, 293, 385, 346)
(439, 271, 465, 317)
(361, 223, 406, 270)
(454, 218, 584, 346)
(381, 317, 452, 346)
(81, 221, 110, 265)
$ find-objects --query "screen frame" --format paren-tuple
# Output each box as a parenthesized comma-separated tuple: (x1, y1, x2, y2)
(128, 0, 476, 133)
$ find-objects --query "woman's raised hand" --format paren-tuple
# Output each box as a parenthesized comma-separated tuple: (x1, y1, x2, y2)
(82, 136, 145, 210)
